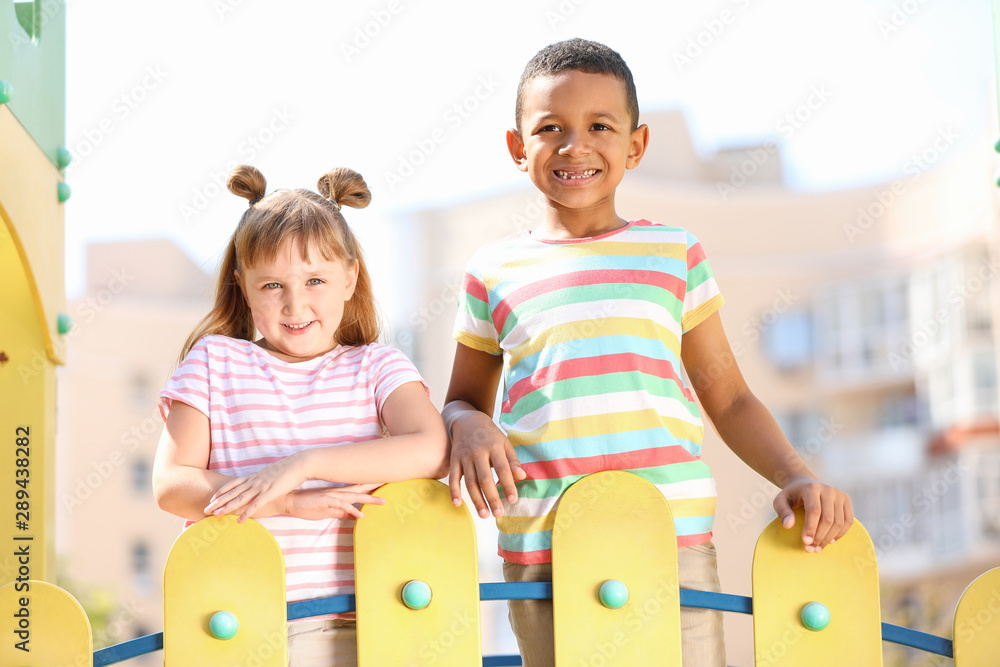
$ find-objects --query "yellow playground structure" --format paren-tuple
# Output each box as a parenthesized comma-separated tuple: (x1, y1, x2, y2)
(3, 1, 1000, 664)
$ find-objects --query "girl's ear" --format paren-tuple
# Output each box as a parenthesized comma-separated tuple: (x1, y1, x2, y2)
(344, 260, 359, 300)
(234, 270, 247, 298)
(507, 129, 529, 172)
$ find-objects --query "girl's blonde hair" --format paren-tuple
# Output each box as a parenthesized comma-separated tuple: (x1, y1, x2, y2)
(179, 165, 380, 362)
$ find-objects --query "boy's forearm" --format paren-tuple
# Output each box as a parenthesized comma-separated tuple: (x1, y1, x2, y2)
(709, 390, 817, 488)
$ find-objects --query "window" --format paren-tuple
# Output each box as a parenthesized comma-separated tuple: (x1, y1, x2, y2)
(130, 460, 150, 495)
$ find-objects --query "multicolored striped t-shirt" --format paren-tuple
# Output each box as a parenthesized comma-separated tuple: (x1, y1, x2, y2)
(453, 220, 725, 564)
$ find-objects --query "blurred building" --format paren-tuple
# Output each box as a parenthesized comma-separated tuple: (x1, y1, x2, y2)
(56, 239, 211, 655)
(407, 110, 1000, 664)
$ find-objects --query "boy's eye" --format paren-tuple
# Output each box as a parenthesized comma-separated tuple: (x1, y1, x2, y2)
(538, 124, 560, 133)
(592, 123, 610, 131)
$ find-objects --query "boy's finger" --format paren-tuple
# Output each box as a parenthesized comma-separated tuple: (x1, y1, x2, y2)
(801, 503, 822, 551)
(448, 461, 464, 507)
(477, 465, 504, 517)
(462, 465, 490, 518)
(772, 493, 795, 529)
(493, 458, 519, 505)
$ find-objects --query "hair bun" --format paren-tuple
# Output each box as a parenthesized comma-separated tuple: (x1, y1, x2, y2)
(317, 168, 371, 210)
(228, 165, 267, 203)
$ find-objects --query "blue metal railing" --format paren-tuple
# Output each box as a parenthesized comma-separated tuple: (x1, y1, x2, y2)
(91, 583, 953, 666)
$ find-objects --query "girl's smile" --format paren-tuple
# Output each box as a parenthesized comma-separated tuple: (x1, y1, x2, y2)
(237, 237, 358, 363)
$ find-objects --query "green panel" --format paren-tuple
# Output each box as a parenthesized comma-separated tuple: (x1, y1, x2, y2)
(0, 0, 66, 167)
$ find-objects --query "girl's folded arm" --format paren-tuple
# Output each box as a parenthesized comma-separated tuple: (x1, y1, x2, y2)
(296, 380, 451, 483)
(152, 400, 286, 521)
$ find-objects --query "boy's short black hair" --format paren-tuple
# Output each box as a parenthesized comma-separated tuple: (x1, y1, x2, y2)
(515, 38, 639, 132)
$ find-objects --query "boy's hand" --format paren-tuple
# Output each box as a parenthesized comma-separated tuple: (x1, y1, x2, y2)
(773, 478, 854, 552)
(449, 411, 526, 518)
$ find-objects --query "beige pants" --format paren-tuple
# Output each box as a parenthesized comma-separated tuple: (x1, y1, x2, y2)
(287, 618, 357, 666)
(503, 542, 727, 667)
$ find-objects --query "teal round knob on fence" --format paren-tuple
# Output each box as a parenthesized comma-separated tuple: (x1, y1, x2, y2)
(801, 602, 830, 631)
(209, 610, 239, 640)
(57, 313, 73, 335)
(401, 580, 432, 610)
(57, 146, 72, 170)
(599, 579, 629, 609)
(58, 182, 72, 203)
(0, 80, 12, 104)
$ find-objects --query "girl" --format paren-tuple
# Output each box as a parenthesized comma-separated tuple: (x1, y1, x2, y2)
(153, 165, 449, 665)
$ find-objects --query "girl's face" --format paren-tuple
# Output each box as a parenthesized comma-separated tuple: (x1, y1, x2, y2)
(237, 237, 358, 363)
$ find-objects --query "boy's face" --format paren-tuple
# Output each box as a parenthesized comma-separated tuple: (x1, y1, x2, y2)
(508, 70, 648, 218)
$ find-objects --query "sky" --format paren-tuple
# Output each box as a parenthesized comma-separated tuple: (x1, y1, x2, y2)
(62, 0, 995, 300)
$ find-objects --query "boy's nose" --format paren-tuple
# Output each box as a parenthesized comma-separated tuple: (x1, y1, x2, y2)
(558, 132, 591, 157)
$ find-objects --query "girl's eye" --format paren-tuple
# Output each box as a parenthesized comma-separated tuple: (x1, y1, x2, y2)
(307, 278, 324, 286)
(264, 282, 281, 290)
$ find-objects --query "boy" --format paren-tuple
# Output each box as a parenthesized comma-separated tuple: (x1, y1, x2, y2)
(443, 38, 852, 666)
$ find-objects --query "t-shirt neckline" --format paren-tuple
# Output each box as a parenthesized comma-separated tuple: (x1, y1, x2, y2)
(526, 220, 637, 245)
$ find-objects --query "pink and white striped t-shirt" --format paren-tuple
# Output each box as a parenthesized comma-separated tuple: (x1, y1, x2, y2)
(158, 334, 426, 603)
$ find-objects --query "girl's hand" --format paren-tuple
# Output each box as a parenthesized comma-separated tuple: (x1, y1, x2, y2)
(773, 478, 854, 552)
(285, 483, 386, 521)
(204, 453, 307, 522)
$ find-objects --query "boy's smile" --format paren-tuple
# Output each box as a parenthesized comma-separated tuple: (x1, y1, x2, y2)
(508, 69, 648, 238)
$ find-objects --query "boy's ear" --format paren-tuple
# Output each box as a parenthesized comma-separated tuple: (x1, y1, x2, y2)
(506, 129, 529, 172)
(626, 123, 650, 170)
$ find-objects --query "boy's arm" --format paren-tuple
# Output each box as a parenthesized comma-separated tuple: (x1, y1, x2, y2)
(681, 311, 853, 552)
(443, 342, 526, 518)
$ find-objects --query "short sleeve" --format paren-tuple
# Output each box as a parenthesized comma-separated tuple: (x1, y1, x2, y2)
(452, 260, 501, 355)
(369, 345, 429, 415)
(681, 231, 725, 333)
(158, 338, 211, 421)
